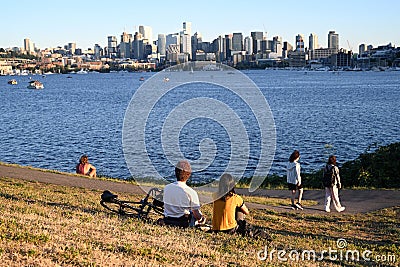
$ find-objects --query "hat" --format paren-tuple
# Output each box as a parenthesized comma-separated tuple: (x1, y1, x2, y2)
(176, 160, 192, 172)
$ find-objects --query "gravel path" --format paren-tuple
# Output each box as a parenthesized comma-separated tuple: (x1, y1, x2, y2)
(1, 163, 399, 214)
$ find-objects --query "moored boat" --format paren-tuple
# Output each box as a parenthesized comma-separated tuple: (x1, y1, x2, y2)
(27, 80, 44, 89)
(8, 79, 18, 85)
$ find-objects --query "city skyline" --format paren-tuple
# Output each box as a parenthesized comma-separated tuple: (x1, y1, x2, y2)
(2, 0, 399, 50)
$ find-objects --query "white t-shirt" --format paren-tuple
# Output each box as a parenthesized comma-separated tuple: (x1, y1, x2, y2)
(163, 181, 201, 218)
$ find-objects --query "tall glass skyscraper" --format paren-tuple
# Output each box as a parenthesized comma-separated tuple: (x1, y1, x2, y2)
(309, 33, 318, 50)
(328, 31, 339, 50)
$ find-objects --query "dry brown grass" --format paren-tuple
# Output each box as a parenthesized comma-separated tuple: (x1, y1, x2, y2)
(0, 176, 398, 267)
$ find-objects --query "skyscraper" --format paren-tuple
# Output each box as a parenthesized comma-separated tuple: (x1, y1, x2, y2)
(120, 32, 132, 58)
(191, 32, 202, 61)
(183, 22, 192, 35)
(94, 44, 102, 59)
(133, 32, 144, 60)
(166, 33, 180, 48)
(139, 25, 152, 44)
(328, 31, 339, 50)
(359, 43, 366, 56)
(157, 34, 166, 56)
(295, 34, 305, 52)
(181, 33, 191, 60)
(107, 36, 117, 57)
(251, 31, 263, 54)
(244, 36, 253, 55)
(232, 33, 243, 51)
(24, 38, 34, 53)
(309, 33, 318, 50)
(272, 36, 283, 56)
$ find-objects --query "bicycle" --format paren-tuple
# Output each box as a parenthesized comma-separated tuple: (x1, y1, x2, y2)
(100, 187, 164, 221)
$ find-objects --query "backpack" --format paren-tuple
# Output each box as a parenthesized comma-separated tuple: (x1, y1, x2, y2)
(322, 165, 335, 187)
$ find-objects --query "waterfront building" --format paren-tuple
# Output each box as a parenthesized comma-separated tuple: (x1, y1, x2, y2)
(288, 50, 307, 67)
(328, 30, 339, 51)
(295, 34, 305, 52)
(331, 49, 352, 68)
(309, 33, 318, 50)
(0, 61, 13, 75)
(157, 34, 166, 56)
(309, 48, 337, 61)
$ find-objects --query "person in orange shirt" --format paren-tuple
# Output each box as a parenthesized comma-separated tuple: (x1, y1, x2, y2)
(212, 173, 249, 234)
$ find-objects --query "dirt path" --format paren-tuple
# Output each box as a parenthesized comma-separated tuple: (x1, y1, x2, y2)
(1, 163, 399, 214)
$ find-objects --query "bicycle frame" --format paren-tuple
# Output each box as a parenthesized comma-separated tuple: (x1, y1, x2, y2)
(100, 188, 164, 219)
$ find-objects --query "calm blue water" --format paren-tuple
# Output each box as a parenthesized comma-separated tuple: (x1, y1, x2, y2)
(0, 70, 399, 182)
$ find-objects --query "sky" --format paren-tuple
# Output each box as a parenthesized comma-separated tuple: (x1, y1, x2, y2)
(1, 0, 399, 51)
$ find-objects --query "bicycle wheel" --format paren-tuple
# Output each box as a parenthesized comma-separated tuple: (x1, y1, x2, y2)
(101, 200, 142, 217)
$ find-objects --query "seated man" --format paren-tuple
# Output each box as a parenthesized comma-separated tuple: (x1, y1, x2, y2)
(163, 160, 205, 228)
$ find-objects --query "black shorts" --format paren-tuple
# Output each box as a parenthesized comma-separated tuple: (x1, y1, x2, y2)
(288, 183, 303, 191)
(164, 215, 191, 228)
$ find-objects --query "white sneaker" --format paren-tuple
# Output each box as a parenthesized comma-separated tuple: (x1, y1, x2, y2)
(325, 208, 331, 213)
(338, 207, 346, 212)
(295, 202, 304, 210)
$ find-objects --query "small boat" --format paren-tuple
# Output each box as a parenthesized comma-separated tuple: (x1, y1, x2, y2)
(27, 80, 44, 89)
(139, 77, 145, 81)
(77, 69, 88, 74)
(163, 77, 170, 82)
(8, 79, 17, 85)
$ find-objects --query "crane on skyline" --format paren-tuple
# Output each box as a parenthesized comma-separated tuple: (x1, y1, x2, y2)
(263, 24, 268, 39)
(347, 40, 353, 51)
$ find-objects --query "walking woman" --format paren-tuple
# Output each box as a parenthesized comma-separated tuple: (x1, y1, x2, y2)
(287, 150, 304, 210)
(323, 155, 345, 213)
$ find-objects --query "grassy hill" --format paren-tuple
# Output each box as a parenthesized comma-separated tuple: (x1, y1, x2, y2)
(0, 176, 398, 266)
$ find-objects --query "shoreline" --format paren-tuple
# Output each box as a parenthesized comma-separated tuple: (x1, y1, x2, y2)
(1, 162, 399, 214)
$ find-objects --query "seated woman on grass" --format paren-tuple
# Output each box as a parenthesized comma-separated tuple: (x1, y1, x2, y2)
(212, 173, 249, 234)
(76, 155, 97, 178)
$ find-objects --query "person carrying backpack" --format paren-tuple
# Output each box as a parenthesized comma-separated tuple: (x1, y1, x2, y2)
(323, 155, 345, 213)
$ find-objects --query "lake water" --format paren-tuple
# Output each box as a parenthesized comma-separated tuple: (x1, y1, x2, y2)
(0, 70, 399, 183)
